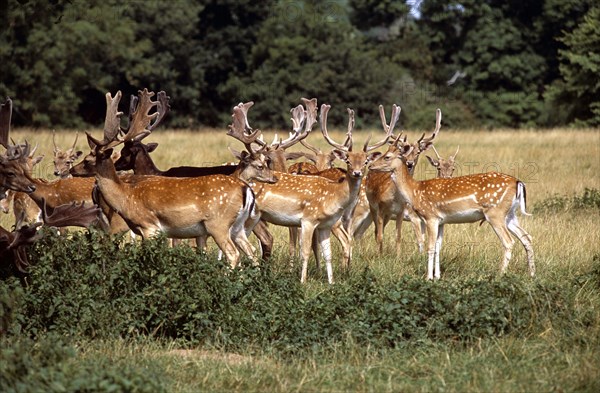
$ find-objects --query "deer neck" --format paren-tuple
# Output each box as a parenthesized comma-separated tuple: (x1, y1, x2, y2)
(135, 150, 163, 175)
(390, 161, 419, 207)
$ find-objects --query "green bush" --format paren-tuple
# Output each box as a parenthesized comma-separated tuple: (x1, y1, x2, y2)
(0, 229, 583, 354)
(534, 188, 600, 213)
(0, 335, 167, 392)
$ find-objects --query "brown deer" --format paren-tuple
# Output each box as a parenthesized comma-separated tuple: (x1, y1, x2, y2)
(369, 135, 534, 280)
(426, 145, 460, 178)
(363, 108, 442, 254)
(3, 145, 44, 229)
(1, 198, 100, 275)
(246, 104, 390, 283)
(52, 131, 83, 178)
(74, 90, 275, 268)
(0, 98, 39, 198)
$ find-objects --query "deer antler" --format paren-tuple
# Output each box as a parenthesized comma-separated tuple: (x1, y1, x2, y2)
(275, 99, 317, 150)
(320, 104, 348, 151)
(148, 91, 170, 132)
(70, 131, 79, 153)
(451, 145, 460, 160)
(362, 105, 397, 153)
(431, 145, 442, 160)
(227, 102, 263, 152)
(417, 108, 442, 150)
(103, 91, 124, 144)
(0, 97, 12, 149)
(41, 198, 101, 228)
(123, 88, 160, 143)
(302, 98, 318, 132)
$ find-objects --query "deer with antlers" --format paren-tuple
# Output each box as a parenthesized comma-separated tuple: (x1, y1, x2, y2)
(1, 199, 101, 276)
(246, 104, 391, 283)
(369, 133, 534, 280)
(52, 131, 83, 178)
(0, 98, 40, 199)
(72, 90, 275, 268)
(1, 145, 45, 229)
(426, 145, 460, 179)
(361, 108, 442, 254)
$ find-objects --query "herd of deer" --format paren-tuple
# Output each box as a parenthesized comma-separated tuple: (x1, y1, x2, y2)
(0, 89, 534, 283)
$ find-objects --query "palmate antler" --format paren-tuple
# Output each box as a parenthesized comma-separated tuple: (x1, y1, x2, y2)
(88, 89, 170, 151)
(40, 198, 101, 228)
(227, 102, 264, 154)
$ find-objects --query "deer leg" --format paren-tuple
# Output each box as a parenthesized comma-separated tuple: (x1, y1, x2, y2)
(406, 207, 425, 253)
(352, 209, 372, 241)
(252, 221, 273, 260)
(434, 224, 444, 280)
(507, 216, 535, 277)
(211, 231, 240, 269)
(395, 210, 404, 255)
(332, 221, 352, 271)
(311, 231, 321, 270)
(487, 216, 516, 275)
(425, 220, 440, 280)
(374, 212, 387, 253)
(232, 231, 257, 265)
(300, 221, 317, 283)
(317, 228, 334, 284)
(289, 227, 298, 258)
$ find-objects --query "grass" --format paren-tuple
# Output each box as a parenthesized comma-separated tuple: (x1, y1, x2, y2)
(3, 126, 600, 392)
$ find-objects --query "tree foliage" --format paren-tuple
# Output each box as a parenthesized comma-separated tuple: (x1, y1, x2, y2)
(0, 0, 596, 129)
(545, 6, 600, 126)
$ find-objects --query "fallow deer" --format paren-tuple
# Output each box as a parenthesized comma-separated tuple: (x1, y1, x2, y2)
(74, 90, 274, 268)
(362, 108, 442, 254)
(369, 135, 534, 280)
(426, 145, 460, 179)
(0, 98, 39, 198)
(246, 104, 390, 283)
(52, 131, 83, 178)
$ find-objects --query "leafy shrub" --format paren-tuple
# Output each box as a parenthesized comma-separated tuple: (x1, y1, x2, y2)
(534, 188, 600, 213)
(0, 229, 584, 354)
(0, 335, 167, 392)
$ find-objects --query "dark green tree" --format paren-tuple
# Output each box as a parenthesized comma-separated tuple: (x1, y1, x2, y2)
(195, 0, 277, 126)
(545, 6, 600, 126)
(222, 1, 404, 129)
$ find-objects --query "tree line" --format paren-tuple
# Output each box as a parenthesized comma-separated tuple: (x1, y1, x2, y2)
(0, 0, 597, 129)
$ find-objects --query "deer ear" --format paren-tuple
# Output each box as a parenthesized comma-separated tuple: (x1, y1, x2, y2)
(426, 155, 439, 167)
(331, 149, 348, 161)
(228, 146, 242, 160)
(32, 155, 45, 166)
(101, 148, 114, 160)
(284, 152, 305, 161)
(368, 151, 382, 162)
(74, 150, 83, 159)
(145, 142, 158, 152)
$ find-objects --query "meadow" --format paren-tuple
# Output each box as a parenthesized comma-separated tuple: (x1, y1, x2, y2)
(1, 126, 599, 392)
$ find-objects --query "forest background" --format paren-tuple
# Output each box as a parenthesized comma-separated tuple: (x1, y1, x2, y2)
(0, 0, 598, 130)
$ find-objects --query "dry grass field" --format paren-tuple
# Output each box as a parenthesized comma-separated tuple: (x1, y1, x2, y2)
(3, 126, 599, 392)
(5, 127, 599, 279)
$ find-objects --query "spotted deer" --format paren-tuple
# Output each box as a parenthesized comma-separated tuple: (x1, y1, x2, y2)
(0, 98, 40, 200)
(426, 145, 460, 179)
(246, 104, 390, 283)
(362, 108, 442, 254)
(74, 90, 274, 268)
(52, 131, 83, 178)
(369, 135, 534, 280)
(8, 132, 86, 231)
